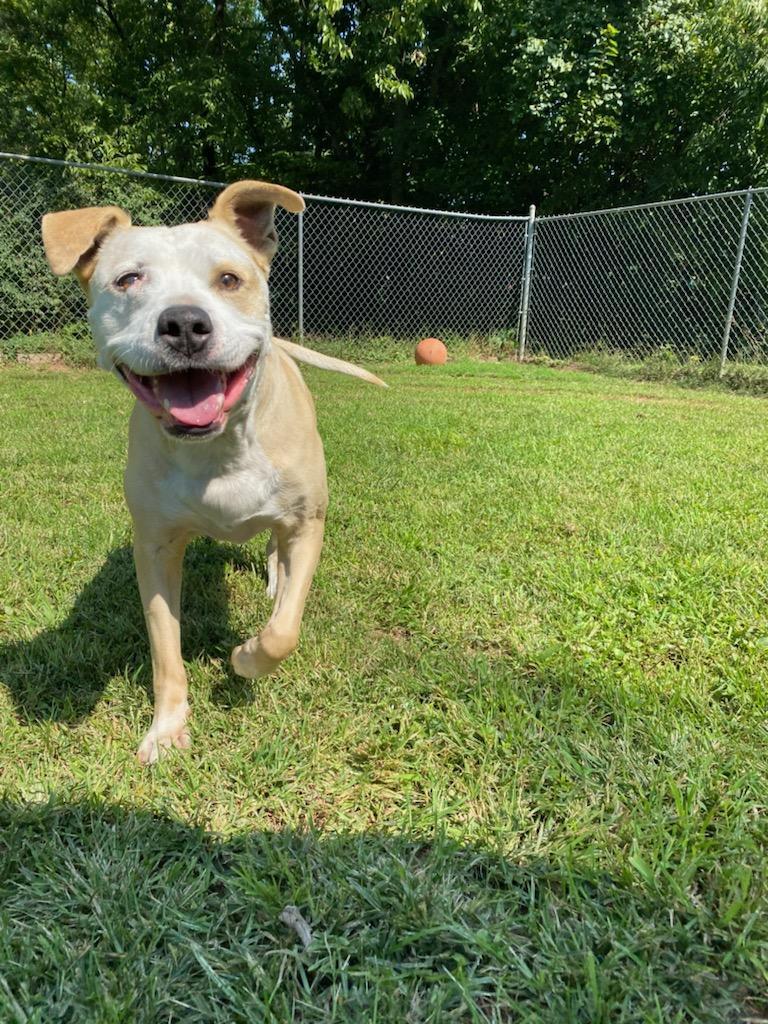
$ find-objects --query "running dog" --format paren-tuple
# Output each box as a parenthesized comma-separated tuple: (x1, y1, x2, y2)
(42, 180, 384, 763)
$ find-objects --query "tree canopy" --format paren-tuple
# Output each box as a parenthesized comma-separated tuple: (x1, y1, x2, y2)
(1, 0, 767, 213)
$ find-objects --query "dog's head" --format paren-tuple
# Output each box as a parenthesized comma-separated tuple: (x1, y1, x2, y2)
(42, 180, 305, 440)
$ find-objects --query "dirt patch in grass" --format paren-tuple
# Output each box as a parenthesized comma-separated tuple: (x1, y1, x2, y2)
(15, 352, 74, 372)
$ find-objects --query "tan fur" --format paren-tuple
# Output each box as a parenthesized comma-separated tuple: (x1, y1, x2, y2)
(42, 206, 131, 279)
(41, 179, 384, 765)
(212, 262, 270, 319)
(273, 337, 387, 388)
(209, 179, 305, 267)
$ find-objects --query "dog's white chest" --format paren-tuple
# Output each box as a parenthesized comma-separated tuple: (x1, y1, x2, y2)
(127, 411, 285, 543)
(192, 458, 282, 540)
(170, 446, 283, 541)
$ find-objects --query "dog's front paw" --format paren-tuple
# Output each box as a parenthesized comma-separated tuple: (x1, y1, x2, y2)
(137, 717, 191, 765)
(231, 641, 262, 678)
(231, 627, 298, 679)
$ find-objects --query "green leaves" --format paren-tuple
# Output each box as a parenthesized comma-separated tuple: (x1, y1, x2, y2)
(0, 1, 766, 210)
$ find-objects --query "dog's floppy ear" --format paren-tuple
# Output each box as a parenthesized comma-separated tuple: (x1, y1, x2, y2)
(209, 180, 305, 267)
(42, 206, 132, 280)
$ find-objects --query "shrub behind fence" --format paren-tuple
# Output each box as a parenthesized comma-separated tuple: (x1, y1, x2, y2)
(0, 154, 527, 344)
(1, 152, 767, 371)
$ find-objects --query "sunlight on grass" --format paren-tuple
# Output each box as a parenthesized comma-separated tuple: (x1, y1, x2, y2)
(1, 360, 767, 1021)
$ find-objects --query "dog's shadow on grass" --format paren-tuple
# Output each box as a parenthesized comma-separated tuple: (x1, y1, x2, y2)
(0, 538, 268, 724)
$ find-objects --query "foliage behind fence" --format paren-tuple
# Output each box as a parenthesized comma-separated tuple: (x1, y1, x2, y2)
(527, 190, 768, 367)
(1, 153, 767, 371)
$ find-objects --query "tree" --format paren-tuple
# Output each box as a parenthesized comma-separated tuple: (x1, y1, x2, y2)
(1, 0, 766, 213)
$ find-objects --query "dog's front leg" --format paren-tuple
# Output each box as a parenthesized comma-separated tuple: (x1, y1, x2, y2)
(231, 518, 325, 678)
(133, 530, 190, 764)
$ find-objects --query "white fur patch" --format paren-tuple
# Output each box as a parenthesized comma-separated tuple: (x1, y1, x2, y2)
(88, 221, 270, 376)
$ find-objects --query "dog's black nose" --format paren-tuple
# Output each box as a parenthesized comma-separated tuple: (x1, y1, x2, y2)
(157, 305, 213, 356)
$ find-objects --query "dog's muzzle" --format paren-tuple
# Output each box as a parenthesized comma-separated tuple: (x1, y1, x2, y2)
(117, 353, 258, 437)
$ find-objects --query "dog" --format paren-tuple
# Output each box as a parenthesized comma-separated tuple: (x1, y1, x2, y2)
(42, 180, 385, 764)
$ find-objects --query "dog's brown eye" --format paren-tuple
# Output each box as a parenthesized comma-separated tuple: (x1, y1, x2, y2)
(219, 272, 241, 290)
(115, 272, 142, 290)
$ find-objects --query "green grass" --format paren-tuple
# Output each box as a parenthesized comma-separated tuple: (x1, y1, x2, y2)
(562, 346, 768, 395)
(6, 325, 768, 394)
(1, 358, 768, 1021)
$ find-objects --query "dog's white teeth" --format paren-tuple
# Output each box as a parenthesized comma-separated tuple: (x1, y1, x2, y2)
(163, 399, 171, 411)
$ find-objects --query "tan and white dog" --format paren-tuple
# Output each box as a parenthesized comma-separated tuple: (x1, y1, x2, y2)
(42, 180, 384, 764)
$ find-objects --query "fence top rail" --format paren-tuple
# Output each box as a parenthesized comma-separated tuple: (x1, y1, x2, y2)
(0, 151, 228, 188)
(0, 151, 526, 222)
(299, 192, 526, 220)
(4, 149, 762, 223)
(542, 185, 762, 222)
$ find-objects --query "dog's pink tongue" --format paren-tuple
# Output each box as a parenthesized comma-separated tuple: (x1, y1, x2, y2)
(155, 369, 225, 427)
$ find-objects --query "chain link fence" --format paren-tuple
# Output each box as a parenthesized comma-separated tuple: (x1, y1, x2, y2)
(1, 151, 767, 373)
(300, 200, 526, 339)
(0, 153, 527, 343)
(0, 154, 300, 338)
(525, 189, 768, 369)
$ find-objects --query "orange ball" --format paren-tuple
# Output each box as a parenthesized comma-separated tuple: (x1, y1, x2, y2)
(415, 337, 447, 365)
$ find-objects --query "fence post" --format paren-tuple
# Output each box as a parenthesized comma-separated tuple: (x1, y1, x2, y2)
(297, 209, 304, 340)
(517, 204, 536, 361)
(719, 187, 753, 376)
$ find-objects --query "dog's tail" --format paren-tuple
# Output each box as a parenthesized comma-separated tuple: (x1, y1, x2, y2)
(273, 337, 387, 388)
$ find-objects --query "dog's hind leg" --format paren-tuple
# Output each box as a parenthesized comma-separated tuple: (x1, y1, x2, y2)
(266, 530, 279, 600)
(133, 530, 191, 765)
(231, 517, 325, 678)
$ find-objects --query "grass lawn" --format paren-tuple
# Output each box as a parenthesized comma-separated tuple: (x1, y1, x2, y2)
(1, 356, 768, 1022)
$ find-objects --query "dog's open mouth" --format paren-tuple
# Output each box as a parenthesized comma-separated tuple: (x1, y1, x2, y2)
(117, 355, 257, 435)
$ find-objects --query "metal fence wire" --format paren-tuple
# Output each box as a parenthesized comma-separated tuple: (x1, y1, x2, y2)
(0, 153, 526, 343)
(0, 155, 300, 339)
(300, 201, 526, 339)
(1, 151, 768, 372)
(525, 189, 767, 368)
